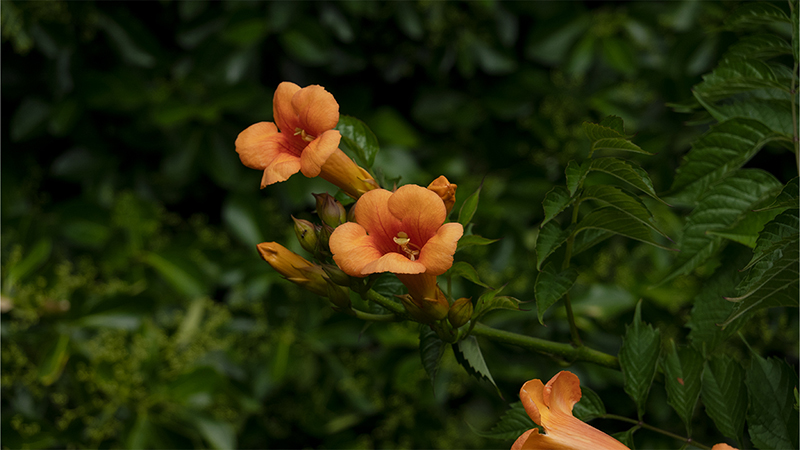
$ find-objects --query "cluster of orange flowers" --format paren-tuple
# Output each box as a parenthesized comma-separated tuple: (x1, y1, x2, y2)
(236, 82, 462, 324)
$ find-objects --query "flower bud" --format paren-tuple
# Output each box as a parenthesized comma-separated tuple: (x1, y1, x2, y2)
(399, 294, 436, 323)
(325, 279, 351, 310)
(313, 193, 347, 228)
(419, 288, 450, 321)
(318, 222, 334, 253)
(292, 216, 319, 254)
(257, 242, 328, 296)
(427, 175, 457, 215)
(447, 297, 473, 328)
(321, 264, 351, 287)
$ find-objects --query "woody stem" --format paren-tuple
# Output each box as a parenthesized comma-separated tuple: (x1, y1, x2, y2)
(470, 322, 617, 369)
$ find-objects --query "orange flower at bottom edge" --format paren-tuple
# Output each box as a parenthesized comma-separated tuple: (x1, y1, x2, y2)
(512, 371, 629, 450)
(711, 444, 738, 450)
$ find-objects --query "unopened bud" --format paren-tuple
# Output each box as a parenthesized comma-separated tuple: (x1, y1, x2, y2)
(292, 216, 319, 254)
(448, 297, 473, 328)
(318, 222, 334, 253)
(321, 264, 351, 287)
(313, 193, 347, 228)
(419, 288, 450, 321)
(400, 294, 435, 323)
(257, 242, 328, 296)
(325, 279, 351, 309)
(427, 175, 457, 215)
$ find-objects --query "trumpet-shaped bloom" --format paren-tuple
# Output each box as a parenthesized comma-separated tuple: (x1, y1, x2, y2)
(711, 444, 737, 450)
(512, 371, 629, 450)
(329, 185, 463, 277)
(236, 82, 342, 187)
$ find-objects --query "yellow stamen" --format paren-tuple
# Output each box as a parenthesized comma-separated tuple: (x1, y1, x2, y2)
(393, 232, 420, 261)
(294, 127, 315, 142)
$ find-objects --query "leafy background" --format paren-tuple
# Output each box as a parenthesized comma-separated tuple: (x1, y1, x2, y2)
(2, 1, 797, 449)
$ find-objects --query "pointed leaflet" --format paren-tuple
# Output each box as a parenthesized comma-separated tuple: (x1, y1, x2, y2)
(600, 115, 626, 135)
(534, 262, 577, 324)
(473, 286, 521, 322)
(446, 261, 491, 288)
(458, 184, 481, 226)
(745, 355, 799, 450)
(471, 402, 535, 440)
(756, 176, 798, 211)
(565, 160, 589, 196)
(708, 98, 794, 137)
(454, 336, 499, 394)
(618, 301, 661, 419)
(741, 208, 799, 272)
(572, 228, 613, 256)
(693, 56, 790, 103)
(661, 169, 782, 285)
(573, 386, 606, 422)
(581, 185, 669, 239)
(419, 325, 445, 386)
(705, 207, 783, 248)
(457, 234, 499, 252)
(725, 33, 793, 59)
(575, 207, 672, 250)
(722, 236, 799, 326)
(686, 245, 752, 354)
(724, 2, 790, 30)
(662, 341, 703, 434)
(668, 118, 785, 204)
(541, 186, 575, 227)
(535, 221, 573, 270)
(702, 357, 746, 441)
(587, 158, 663, 203)
(583, 121, 651, 156)
(336, 115, 380, 169)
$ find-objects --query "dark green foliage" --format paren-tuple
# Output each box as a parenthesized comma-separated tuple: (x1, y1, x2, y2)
(619, 301, 661, 420)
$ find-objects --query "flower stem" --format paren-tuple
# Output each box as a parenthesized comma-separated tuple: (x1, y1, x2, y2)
(349, 309, 399, 322)
(362, 289, 407, 315)
(470, 322, 618, 369)
(602, 414, 711, 450)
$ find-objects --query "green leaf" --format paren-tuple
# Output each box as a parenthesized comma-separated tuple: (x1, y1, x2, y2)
(662, 342, 704, 434)
(575, 207, 673, 250)
(541, 186, 575, 227)
(661, 169, 782, 285)
(470, 401, 535, 440)
(686, 246, 751, 354)
(419, 325, 446, 386)
(573, 386, 606, 421)
(722, 236, 799, 326)
(572, 228, 613, 256)
(534, 262, 578, 324)
(612, 427, 639, 449)
(565, 160, 590, 196)
(709, 98, 794, 136)
(191, 415, 237, 450)
(535, 221, 574, 270)
(725, 34, 793, 59)
(38, 334, 70, 386)
(447, 261, 491, 288)
(756, 176, 798, 211)
(588, 158, 664, 203)
(619, 300, 661, 419)
(4, 238, 52, 289)
(143, 251, 207, 298)
(742, 209, 799, 272)
(702, 357, 747, 441)
(583, 122, 652, 155)
(693, 56, 791, 103)
(668, 118, 785, 205)
(705, 207, 783, 248)
(336, 115, 380, 169)
(600, 115, 626, 135)
(456, 234, 500, 252)
(454, 336, 498, 394)
(458, 184, 482, 226)
(745, 355, 799, 450)
(724, 3, 791, 30)
(473, 286, 521, 321)
(581, 185, 669, 239)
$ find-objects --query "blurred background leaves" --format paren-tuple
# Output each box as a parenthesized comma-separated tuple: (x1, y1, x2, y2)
(2, 1, 796, 448)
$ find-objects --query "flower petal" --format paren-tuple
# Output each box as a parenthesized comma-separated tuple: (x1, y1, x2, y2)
(520, 379, 547, 426)
(511, 429, 536, 450)
(300, 130, 341, 177)
(261, 152, 301, 187)
(543, 371, 582, 416)
(389, 185, 447, 242)
(360, 252, 427, 275)
(417, 222, 463, 275)
(330, 222, 383, 277)
(354, 189, 403, 253)
(273, 81, 301, 133)
(712, 444, 738, 450)
(292, 84, 340, 137)
(511, 428, 579, 450)
(235, 122, 280, 170)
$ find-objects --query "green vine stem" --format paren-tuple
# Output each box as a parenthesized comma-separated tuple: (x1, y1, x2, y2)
(348, 309, 399, 322)
(362, 288, 407, 315)
(603, 414, 711, 450)
(470, 322, 618, 369)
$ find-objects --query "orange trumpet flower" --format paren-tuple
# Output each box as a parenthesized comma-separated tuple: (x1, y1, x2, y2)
(512, 371, 629, 450)
(236, 82, 377, 197)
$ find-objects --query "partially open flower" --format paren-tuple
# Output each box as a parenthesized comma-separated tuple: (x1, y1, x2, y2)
(512, 371, 629, 450)
(427, 175, 457, 215)
(236, 82, 378, 198)
(329, 185, 462, 312)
